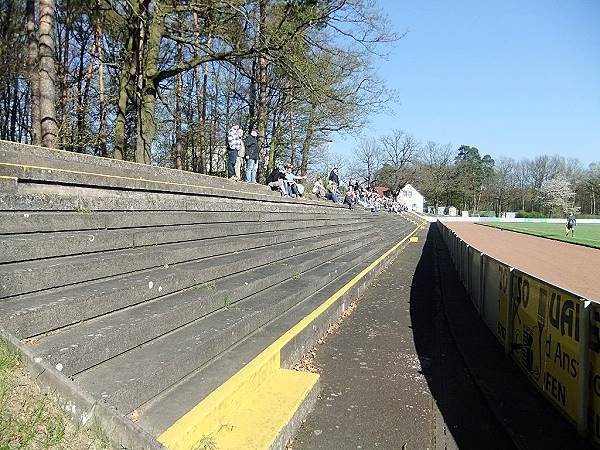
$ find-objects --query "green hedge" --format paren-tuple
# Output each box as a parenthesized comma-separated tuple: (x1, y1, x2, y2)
(515, 210, 547, 218)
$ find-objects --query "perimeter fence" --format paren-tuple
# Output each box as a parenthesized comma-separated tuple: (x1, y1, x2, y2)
(436, 220, 600, 445)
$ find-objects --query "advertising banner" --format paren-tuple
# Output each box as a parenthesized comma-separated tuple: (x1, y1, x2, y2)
(496, 263, 509, 344)
(590, 305, 600, 443)
(510, 270, 583, 422)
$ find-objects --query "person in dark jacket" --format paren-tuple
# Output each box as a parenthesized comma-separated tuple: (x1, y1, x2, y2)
(244, 130, 259, 183)
(328, 167, 340, 200)
(267, 164, 287, 195)
(565, 213, 576, 236)
(329, 167, 340, 187)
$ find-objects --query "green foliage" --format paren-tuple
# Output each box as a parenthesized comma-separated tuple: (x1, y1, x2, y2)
(477, 210, 496, 217)
(515, 210, 547, 218)
(453, 145, 495, 211)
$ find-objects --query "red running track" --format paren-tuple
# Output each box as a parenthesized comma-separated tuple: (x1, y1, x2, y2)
(444, 222, 600, 303)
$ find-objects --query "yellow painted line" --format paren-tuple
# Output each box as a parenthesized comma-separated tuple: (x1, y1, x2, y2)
(0, 175, 17, 181)
(0, 162, 271, 199)
(159, 222, 423, 449)
(410, 236, 419, 243)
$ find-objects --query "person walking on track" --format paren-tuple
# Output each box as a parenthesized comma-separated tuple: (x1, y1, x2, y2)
(565, 213, 576, 237)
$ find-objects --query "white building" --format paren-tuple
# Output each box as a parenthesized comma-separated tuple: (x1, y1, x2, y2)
(397, 184, 425, 213)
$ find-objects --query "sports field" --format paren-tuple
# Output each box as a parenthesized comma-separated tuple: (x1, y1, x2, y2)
(481, 222, 600, 249)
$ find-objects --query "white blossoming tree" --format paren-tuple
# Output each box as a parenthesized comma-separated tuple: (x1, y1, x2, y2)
(539, 175, 580, 217)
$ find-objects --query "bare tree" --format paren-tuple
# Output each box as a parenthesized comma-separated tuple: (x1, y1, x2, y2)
(416, 141, 454, 209)
(352, 137, 382, 187)
(488, 158, 519, 216)
(377, 129, 420, 195)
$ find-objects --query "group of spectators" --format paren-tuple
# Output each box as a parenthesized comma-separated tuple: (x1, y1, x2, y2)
(313, 168, 409, 214)
(227, 124, 260, 183)
(226, 124, 408, 214)
(266, 163, 307, 197)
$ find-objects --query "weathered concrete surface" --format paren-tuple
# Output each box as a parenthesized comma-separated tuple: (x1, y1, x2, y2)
(294, 226, 515, 450)
(31, 234, 378, 376)
(74, 226, 408, 414)
(0, 221, 371, 298)
(2, 231, 356, 338)
(135, 221, 416, 436)
(0, 139, 275, 197)
(0, 210, 333, 234)
(0, 216, 369, 263)
(0, 188, 345, 213)
(1, 140, 422, 449)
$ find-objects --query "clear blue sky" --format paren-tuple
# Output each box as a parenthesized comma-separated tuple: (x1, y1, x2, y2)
(329, 0, 600, 165)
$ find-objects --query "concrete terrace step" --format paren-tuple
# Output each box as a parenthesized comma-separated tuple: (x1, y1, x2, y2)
(0, 210, 336, 234)
(0, 220, 372, 298)
(73, 230, 395, 414)
(26, 232, 382, 376)
(0, 222, 375, 337)
(0, 215, 368, 263)
(0, 140, 275, 198)
(0, 185, 346, 213)
(0, 141, 422, 450)
(0, 163, 298, 205)
(137, 221, 416, 446)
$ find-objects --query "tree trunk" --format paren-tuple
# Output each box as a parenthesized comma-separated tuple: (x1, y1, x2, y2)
(77, 38, 97, 152)
(136, 0, 162, 164)
(38, 0, 58, 148)
(174, 42, 183, 170)
(113, 30, 134, 160)
(9, 81, 18, 141)
(248, 57, 257, 131)
(192, 13, 209, 173)
(199, 56, 209, 173)
(256, 0, 267, 183)
(96, 2, 107, 157)
(289, 108, 296, 167)
(26, 0, 41, 145)
(60, 0, 71, 149)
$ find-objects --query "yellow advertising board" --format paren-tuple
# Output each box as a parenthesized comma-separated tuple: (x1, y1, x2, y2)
(497, 263, 509, 343)
(589, 305, 600, 444)
(510, 271, 583, 422)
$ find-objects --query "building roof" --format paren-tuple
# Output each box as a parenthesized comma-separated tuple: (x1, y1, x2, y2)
(373, 186, 390, 196)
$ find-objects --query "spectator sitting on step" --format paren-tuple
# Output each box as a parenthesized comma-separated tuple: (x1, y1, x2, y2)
(312, 177, 327, 198)
(267, 164, 287, 195)
(326, 181, 341, 203)
(344, 190, 356, 209)
(284, 165, 307, 198)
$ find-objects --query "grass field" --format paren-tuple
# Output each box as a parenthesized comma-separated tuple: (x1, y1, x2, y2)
(482, 222, 600, 249)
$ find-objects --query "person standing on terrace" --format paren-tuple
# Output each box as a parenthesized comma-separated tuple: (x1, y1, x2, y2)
(227, 124, 242, 180)
(244, 129, 259, 183)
